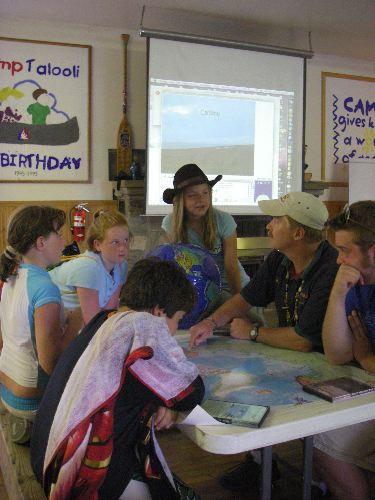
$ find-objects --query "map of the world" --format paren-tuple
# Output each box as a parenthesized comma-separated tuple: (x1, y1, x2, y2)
(179, 334, 375, 407)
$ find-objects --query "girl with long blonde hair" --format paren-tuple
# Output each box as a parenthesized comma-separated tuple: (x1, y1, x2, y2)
(161, 163, 250, 301)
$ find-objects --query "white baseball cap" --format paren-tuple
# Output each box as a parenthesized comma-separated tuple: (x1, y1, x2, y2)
(258, 192, 328, 230)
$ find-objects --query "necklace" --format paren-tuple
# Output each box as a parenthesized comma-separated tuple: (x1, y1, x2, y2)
(283, 269, 305, 326)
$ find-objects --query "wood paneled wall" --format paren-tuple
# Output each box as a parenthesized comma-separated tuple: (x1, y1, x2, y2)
(0, 200, 117, 253)
(0, 199, 347, 254)
(324, 200, 347, 219)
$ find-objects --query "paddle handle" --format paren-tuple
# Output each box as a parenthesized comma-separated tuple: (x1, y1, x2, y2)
(116, 34, 132, 177)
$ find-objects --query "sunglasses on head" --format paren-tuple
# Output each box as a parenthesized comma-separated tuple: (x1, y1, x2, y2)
(340, 203, 375, 235)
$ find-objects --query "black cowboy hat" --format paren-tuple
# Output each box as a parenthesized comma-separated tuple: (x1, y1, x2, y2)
(162, 164, 222, 204)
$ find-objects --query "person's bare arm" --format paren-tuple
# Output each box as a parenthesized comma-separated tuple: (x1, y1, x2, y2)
(105, 284, 122, 311)
(230, 317, 313, 352)
(76, 287, 100, 325)
(257, 326, 313, 351)
(189, 293, 250, 347)
(323, 265, 362, 364)
(35, 302, 76, 374)
(222, 230, 242, 294)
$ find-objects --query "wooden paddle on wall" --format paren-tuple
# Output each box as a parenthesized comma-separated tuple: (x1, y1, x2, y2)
(116, 34, 132, 177)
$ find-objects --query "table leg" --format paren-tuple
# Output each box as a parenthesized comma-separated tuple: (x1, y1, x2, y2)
(260, 445, 273, 500)
(302, 435, 314, 500)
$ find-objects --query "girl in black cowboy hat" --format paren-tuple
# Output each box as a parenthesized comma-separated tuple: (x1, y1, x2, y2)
(161, 163, 250, 304)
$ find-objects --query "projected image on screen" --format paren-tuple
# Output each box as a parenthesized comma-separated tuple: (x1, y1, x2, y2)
(149, 79, 292, 208)
(146, 38, 304, 215)
(161, 93, 255, 176)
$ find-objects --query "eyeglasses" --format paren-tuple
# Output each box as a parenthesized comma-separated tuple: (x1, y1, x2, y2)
(340, 204, 375, 235)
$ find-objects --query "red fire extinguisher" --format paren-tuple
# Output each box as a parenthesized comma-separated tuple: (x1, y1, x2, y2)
(70, 203, 90, 242)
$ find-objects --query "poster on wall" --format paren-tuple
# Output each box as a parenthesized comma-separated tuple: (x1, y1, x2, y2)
(322, 72, 375, 183)
(0, 37, 91, 182)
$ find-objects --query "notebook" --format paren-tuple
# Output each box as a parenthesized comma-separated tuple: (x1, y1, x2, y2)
(302, 376, 375, 402)
(202, 399, 270, 428)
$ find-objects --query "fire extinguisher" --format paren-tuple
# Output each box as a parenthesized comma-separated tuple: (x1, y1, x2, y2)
(70, 203, 90, 242)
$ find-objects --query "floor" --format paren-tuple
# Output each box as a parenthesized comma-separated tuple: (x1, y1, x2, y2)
(1, 429, 374, 499)
(157, 429, 321, 500)
(0, 433, 312, 500)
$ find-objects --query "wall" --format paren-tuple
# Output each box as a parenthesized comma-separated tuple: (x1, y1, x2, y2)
(306, 53, 374, 201)
(0, 18, 147, 201)
(1, 17, 373, 204)
(0, 199, 117, 252)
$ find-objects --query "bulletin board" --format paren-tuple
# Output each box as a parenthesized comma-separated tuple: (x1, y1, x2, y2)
(321, 72, 375, 183)
(0, 37, 91, 182)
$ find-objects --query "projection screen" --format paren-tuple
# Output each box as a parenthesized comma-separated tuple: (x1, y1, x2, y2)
(146, 38, 305, 215)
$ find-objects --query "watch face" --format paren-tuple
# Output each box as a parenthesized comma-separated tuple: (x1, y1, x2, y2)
(250, 325, 259, 341)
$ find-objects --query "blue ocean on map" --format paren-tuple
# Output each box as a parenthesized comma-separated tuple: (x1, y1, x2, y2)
(179, 336, 375, 407)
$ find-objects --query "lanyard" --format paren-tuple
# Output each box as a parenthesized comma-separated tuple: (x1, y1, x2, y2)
(283, 269, 305, 326)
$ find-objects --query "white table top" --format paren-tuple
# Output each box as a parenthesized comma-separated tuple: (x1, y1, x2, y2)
(177, 332, 375, 455)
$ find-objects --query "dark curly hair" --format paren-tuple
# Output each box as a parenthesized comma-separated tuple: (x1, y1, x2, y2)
(121, 257, 196, 318)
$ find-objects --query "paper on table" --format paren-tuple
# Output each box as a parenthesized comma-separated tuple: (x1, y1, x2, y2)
(177, 404, 224, 426)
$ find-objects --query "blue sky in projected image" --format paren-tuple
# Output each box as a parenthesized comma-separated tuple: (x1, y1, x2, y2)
(161, 94, 255, 148)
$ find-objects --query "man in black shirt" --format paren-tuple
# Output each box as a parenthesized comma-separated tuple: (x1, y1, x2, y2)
(189, 191, 339, 494)
(190, 192, 338, 353)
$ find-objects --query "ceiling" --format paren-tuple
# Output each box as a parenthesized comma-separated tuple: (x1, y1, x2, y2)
(3, 0, 375, 59)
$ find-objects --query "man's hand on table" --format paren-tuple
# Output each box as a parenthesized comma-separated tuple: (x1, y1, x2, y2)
(190, 316, 257, 346)
(189, 318, 214, 348)
(229, 317, 253, 340)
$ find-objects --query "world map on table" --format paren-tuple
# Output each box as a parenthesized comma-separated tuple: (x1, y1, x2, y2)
(179, 335, 375, 407)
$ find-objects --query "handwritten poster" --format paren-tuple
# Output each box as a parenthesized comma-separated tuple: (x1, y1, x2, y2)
(322, 72, 375, 182)
(0, 37, 91, 182)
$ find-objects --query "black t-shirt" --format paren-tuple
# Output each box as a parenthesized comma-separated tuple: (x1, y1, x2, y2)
(241, 240, 339, 351)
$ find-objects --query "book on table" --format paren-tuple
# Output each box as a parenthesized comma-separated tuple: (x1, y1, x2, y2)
(202, 399, 270, 428)
(302, 376, 375, 402)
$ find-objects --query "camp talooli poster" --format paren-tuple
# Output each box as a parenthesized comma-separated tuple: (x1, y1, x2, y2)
(0, 37, 91, 182)
(322, 72, 375, 183)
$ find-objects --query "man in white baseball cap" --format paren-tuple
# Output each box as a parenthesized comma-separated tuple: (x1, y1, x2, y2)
(190, 190, 337, 351)
(189, 190, 339, 494)
(258, 191, 329, 231)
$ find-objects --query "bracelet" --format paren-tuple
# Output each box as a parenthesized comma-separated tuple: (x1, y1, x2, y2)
(206, 316, 218, 328)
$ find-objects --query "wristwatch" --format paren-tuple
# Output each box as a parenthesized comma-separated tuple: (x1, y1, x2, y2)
(249, 324, 259, 342)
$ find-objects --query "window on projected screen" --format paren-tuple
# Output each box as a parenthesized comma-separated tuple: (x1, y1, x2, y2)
(146, 39, 304, 215)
